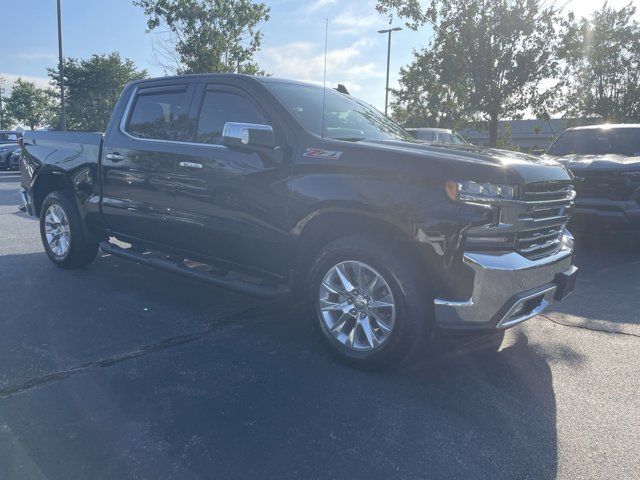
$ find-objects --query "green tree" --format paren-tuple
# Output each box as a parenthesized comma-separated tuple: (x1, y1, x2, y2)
(5, 79, 56, 130)
(377, 0, 563, 146)
(390, 47, 476, 129)
(48, 52, 147, 131)
(0, 76, 16, 129)
(134, 0, 270, 75)
(558, 2, 640, 122)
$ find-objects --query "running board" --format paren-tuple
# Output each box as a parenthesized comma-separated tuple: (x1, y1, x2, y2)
(99, 241, 286, 298)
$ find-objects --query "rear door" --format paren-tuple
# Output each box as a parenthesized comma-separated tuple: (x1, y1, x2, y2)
(101, 82, 195, 246)
(172, 82, 291, 276)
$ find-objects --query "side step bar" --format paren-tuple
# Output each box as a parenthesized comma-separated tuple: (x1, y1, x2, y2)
(99, 241, 286, 299)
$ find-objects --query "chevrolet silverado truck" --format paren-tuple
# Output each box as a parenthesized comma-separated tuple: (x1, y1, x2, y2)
(544, 124, 640, 234)
(20, 74, 578, 368)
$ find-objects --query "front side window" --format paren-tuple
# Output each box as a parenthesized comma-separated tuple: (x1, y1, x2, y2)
(126, 88, 191, 141)
(439, 133, 453, 144)
(196, 90, 267, 145)
(266, 82, 415, 142)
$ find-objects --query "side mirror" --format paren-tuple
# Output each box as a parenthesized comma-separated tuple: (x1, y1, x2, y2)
(222, 122, 275, 149)
(531, 148, 545, 156)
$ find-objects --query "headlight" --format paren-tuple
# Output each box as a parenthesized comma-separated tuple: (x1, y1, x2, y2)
(445, 180, 517, 202)
(0, 148, 8, 153)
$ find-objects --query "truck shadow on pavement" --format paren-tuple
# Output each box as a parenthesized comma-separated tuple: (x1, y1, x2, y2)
(550, 234, 640, 330)
(0, 250, 570, 479)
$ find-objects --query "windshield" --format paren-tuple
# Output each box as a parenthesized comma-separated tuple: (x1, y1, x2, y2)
(0, 132, 19, 143)
(547, 128, 640, 156)
(266, 82, 415, 142)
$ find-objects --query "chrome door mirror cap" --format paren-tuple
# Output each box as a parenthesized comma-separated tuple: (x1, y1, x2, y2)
(222, 122, 275, 149)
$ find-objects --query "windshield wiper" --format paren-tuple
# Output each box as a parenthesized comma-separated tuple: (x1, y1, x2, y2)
(331, 137, 366, 142)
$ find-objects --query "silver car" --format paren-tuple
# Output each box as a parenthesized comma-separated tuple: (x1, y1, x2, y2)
(0, 144, 21, 170)
(406, 127, 468, 145)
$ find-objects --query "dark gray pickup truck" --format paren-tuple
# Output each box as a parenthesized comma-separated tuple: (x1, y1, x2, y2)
(544, 124, 640, 234)
(20, 74, 578, 368)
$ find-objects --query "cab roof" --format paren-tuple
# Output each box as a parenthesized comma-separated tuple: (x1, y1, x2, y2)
(568, 123, 640, 130)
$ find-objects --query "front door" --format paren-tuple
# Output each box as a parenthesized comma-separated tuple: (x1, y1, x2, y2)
(101, 82, 195, 247)
(172, 83, 291, 276)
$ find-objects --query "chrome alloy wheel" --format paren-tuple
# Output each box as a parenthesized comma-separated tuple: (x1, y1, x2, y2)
(319, 260, 396, 351)
(44, 204, 71, 258)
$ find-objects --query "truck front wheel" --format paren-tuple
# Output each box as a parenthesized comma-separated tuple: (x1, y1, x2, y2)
(39, 190, 98, 269)
(308, 235, 432, 369)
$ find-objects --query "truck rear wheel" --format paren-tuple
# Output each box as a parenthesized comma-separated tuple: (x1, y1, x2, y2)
(308, 235, 432, 369)
(39, 190, 98, 269)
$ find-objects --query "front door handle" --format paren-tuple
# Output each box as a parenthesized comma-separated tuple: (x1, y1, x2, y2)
(179, 161, 203, 169)
(106, 152, 124, 162)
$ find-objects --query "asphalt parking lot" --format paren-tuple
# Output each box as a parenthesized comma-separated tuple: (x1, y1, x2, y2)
(0, 171, 638, 479)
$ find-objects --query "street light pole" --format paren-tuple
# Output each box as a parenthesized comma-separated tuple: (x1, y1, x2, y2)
(0, 77, 5, 130)
(56, 0, 66, 131)
(378, 27, 402, 117)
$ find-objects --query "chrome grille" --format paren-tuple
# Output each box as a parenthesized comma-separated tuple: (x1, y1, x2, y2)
(516, 181, 574, 260)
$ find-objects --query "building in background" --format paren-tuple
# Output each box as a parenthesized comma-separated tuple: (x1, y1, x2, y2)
(460, 119, 569, 151)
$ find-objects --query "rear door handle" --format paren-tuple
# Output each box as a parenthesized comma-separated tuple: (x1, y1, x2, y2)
(106, 152, 124, 162)
(179, 161, 203, 169)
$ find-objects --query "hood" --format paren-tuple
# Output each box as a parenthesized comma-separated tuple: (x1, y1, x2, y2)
(545, 153, 640, 171)
(353, 139, 572, 185)
(365, 139, 560, 166)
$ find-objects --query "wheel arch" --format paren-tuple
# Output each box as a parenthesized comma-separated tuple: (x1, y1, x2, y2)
(32, 169, 75, 217)
(290, 208, 438, 290)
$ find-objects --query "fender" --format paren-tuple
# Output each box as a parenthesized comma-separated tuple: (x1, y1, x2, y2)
(30, 165, 105, 243)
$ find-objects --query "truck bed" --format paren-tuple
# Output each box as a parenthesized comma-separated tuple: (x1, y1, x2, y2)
(22, 131, 103, 168)
(21, 131, 104, 226)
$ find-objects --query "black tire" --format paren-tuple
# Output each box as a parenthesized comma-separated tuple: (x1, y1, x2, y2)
(308, 235, 433, 369)
(39, 190, 99, 269)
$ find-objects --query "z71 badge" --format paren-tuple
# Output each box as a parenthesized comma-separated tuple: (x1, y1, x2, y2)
(303, 148, 343, 160)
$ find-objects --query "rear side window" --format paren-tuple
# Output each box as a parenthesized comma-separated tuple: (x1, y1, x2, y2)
(196, 90, 267, 145)
(126, 87, 191, 141)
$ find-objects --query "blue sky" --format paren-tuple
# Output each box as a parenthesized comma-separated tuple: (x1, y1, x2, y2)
(0, 0, 630, 112)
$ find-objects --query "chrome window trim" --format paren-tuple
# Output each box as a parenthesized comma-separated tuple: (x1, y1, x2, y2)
(118, 86, 227, 150)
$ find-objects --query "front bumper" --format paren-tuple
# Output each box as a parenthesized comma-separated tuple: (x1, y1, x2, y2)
(434, 233, 576, 331)
(570, 197, 640, 234)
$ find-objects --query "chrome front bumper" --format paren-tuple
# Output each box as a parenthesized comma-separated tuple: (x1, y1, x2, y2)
(434, 232, 575, 330)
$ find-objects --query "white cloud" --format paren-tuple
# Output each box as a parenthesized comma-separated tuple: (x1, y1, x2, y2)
(331, 1, 386, 35)
(306, 0, 338, 12)
(0, 73, 51, 92)
(257, 38, 384, 96)
(565, 0, 632, 18)
(11, 51, 57, 64)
